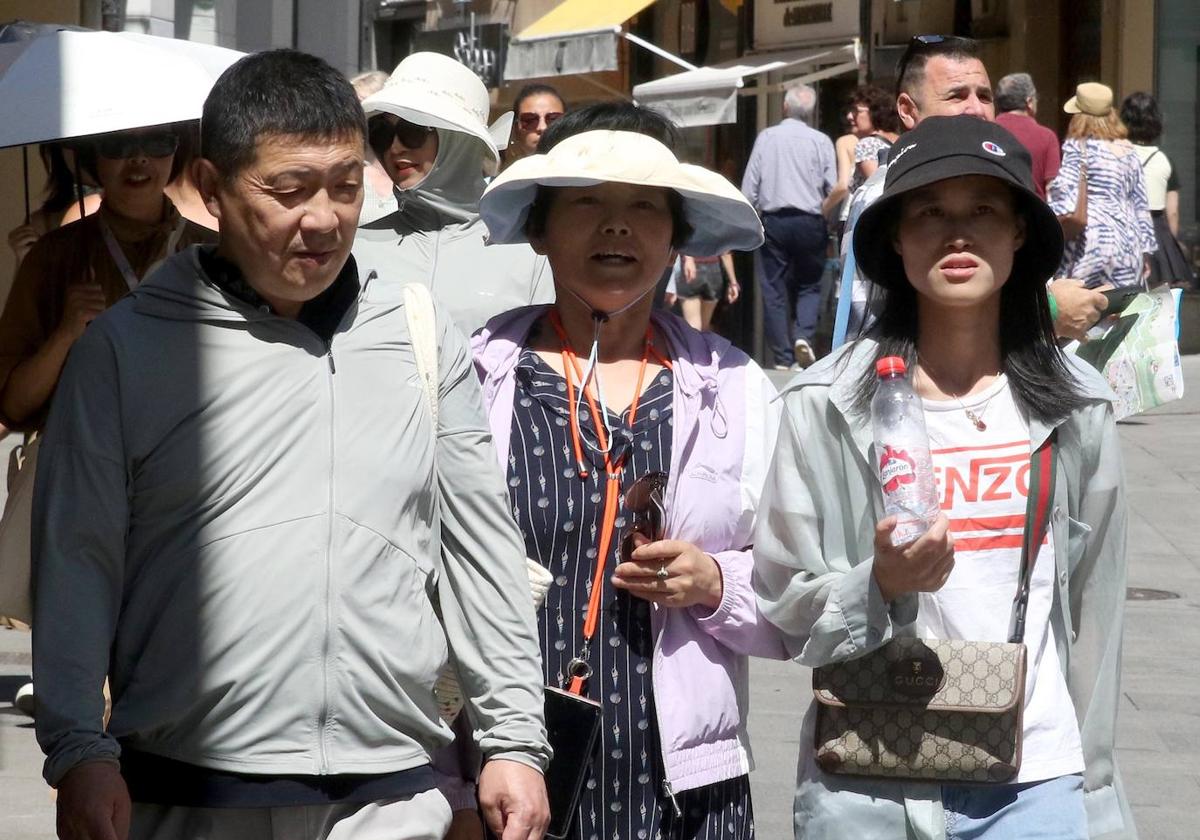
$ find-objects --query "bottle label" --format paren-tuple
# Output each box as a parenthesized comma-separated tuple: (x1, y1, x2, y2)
(879, 446, 917, 493)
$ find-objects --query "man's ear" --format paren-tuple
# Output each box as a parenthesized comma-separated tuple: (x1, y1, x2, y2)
(193, 158, 223, 221)
(897, 93, 919, 130)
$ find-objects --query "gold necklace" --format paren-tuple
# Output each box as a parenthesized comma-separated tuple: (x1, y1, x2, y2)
(918, 356, 1002, 432)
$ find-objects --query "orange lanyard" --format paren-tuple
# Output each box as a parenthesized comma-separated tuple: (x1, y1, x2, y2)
(547, 311, 670, 695)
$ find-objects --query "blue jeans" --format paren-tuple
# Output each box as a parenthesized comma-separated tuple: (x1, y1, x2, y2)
(759, 209, 827, 365)
(943, 774, 1087, 840)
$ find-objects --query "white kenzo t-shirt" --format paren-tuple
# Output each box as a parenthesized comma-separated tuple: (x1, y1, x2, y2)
(920, 376, 1085, 783)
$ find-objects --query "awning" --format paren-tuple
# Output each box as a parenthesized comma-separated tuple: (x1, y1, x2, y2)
(633, 42, 860, 128)
(504, 0, 659, 81)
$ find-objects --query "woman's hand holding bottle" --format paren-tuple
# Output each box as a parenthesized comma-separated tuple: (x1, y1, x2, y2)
(871, 512, 955, 604)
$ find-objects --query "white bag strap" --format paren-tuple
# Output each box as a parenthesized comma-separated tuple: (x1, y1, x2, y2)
(402, 283, 439, 427)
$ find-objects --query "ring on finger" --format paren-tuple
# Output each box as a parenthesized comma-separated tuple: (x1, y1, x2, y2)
(655, 565, 670, 580)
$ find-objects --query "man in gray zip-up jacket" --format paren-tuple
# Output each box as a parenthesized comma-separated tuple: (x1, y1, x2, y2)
(32, 50, 550, 840)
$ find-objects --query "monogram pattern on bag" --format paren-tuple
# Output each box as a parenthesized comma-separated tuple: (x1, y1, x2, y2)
(812, 638, 1027, 783)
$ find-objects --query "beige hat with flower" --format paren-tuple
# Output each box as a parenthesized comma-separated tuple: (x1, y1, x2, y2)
(1063, 82, 1114, 116)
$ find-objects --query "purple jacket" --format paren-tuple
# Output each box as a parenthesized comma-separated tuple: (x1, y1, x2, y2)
(471, 305, 786, 793)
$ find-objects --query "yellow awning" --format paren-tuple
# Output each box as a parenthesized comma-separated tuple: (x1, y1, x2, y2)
(517, 0, 658, 40)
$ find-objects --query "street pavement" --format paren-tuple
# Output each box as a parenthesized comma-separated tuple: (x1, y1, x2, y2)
(3, 357, 1200, 840)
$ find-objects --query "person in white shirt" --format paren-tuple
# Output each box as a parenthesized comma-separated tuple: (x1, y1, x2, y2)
(754, 115, 1135, 839)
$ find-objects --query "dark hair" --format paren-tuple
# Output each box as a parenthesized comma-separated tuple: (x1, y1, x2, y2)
(524, 101, 692, 247)
(851, 192, 1086, 424)
(896, 35, 982, 100)
(854, 84, 900, 134)
(538, 101, 680, 153)
(73, 122, 190, 186)
(513, 83, 565, 114)
(200, 49, 366, 178)
(37, 143, 83, 215)
(1120, 91, 1163, 144)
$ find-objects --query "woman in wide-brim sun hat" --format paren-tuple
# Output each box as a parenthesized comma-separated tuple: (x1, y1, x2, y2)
(350, 52, 554, 336)
(754, 114, 1135, 840)
(469, 103, 786, 840)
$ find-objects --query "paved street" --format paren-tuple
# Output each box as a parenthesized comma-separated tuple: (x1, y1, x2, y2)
(3, 357, 1200, 839)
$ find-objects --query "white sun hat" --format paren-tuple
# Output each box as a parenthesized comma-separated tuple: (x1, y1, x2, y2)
(361, 51, 499, 165)
(480, 130, 764, 257)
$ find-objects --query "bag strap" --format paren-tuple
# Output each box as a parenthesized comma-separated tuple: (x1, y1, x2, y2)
(1140, 148, 1161, 169)
(402, 283, 439, 427)
(1008, 433, 1058, 644)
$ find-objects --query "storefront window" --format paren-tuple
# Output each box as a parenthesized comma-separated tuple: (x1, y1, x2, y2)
(1157, 0, 1200, 255)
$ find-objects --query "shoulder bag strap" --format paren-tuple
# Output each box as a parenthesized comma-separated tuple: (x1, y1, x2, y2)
(1008, 432, 1058, 644)
(1140, 148, 1161, 169)
(402, 282, 439, 427)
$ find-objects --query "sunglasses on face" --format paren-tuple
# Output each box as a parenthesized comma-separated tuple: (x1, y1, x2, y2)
(620, 471, 669, 562)
(95, 131, 179, 160)
(368, 114, 435, 153)
(517, 111, 563, 132)
(895, 34, 973, 88)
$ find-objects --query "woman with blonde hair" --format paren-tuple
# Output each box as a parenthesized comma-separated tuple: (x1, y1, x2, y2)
(1048, 82, 1156, 288)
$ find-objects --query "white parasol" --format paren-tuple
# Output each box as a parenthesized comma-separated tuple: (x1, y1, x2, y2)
(0, 28, 244, 150)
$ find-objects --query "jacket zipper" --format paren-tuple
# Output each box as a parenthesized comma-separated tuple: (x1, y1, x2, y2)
(317, 340, 336, 773)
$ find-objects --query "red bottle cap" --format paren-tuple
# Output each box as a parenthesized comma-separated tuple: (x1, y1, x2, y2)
(875, 356, 907, 378)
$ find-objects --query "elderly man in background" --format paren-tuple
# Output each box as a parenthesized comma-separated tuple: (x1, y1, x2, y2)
(995, 72, 1061, 199)
(839, 35, 1108, 343)
(742, 83, 835, 370)
(32, 49, 549, 840)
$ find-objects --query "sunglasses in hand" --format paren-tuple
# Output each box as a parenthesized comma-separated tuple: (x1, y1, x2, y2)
(620, 471, 669, 562)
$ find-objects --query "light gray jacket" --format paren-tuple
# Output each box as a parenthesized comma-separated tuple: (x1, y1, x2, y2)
(32, 247, 550, 786)
(753, 340, 1137, 840)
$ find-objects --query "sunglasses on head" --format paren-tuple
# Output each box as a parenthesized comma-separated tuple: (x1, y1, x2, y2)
(517, 111, 563, 132)
(95, 131, 179, 160)
(368, 114, 435, 152)
(620, 471, 669, 562)
(895, 34, 973, 88)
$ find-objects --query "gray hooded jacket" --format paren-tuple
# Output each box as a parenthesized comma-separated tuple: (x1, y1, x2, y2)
(353, 130, 553, 337)
(32, 247, 550, 786)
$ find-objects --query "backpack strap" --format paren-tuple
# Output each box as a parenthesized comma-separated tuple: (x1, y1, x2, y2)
(402, 283, 439, 427)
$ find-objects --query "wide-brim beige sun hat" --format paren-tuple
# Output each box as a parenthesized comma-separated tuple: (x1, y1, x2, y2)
(1063, 82, 1114, 116)
(361, 51, 499, 165)
(480, 130, 764, 257)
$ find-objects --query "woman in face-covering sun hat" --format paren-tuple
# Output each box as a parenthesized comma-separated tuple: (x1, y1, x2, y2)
(754, 114, 1135, 840)
(351, 52, 554, 336)
(466, 102, 786, 840)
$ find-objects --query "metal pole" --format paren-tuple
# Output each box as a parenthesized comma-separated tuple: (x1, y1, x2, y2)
(22, 146, 30, 223)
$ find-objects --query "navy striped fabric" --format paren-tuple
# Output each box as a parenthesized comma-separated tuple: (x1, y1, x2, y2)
(506, 347, 754, 840)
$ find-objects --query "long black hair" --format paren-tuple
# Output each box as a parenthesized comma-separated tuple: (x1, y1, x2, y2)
(850, 189, 1089, 424)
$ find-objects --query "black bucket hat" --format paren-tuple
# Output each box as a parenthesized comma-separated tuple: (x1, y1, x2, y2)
(852, 115, 1064, 290)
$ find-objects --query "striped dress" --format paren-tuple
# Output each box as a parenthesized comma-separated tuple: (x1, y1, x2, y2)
(506, 347, 754, 840)
(1048, 138, 1157, 288)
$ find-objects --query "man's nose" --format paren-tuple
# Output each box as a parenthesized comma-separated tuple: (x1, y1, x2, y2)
(601, 212, 632, 236)
(960, 95, 990, 118)
(301, 192, 339, 233)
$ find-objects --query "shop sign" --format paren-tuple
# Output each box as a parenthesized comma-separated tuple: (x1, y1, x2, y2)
(754, 0, 858, 51)
(414, 22, 508, 88)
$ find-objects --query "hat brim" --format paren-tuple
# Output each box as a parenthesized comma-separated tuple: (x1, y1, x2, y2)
(363, 86, 500, 165)
(852, 155, 1064, 291)
(1063, 96, 1081, 114)
(481, 162, 763, 257)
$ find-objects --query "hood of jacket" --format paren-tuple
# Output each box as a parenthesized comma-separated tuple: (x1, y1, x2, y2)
(390, 129, 488, 227)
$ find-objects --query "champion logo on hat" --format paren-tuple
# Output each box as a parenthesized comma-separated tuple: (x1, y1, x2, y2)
(982, 141, 1006, 157)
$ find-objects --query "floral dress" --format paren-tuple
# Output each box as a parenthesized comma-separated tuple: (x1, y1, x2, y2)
(1048, 138, 1157, 288)
(505, 347, 754, 840)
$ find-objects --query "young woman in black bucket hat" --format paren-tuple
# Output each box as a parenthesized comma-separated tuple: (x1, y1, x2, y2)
(753, 115, 1136, 840)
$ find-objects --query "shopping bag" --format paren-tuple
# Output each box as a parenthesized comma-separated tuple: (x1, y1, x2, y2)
(0, 437, 38, 624)
(1072, 285, 1185, 419)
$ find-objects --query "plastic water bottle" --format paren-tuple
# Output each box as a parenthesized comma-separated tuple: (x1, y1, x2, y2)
(871, 356, 940, 546)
